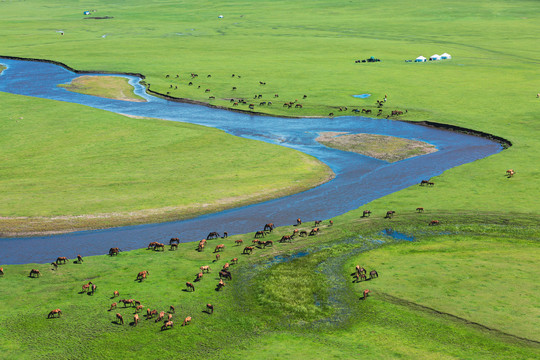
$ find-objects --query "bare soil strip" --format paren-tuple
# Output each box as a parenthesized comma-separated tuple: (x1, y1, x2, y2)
(58, 75, 146, 102)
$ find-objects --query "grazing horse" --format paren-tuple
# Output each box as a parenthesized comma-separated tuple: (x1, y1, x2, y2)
(136, 305, 144, 313)
(116, 313, 124, 324)
(90, 283, 97, 295)
(29, 269, 41, 277)
(82, 282, 91, 292)
(416, 207, 424, 213)
(195, 272, 204, 282)
(162, 321, 174, 330)
(296, 218, 302, 226)
(231, 258, 238, 264)
(207, 232, 220, 240)
(363, 289, 371, 300)
(48, 309, 62, 318)
(169, 305, 175, 314)
(109, 302, 117, 311)
(264, 223, 275, 232)
(219, 270, 232, 280)
(356, 272, 367, 282)
(198, 240, 206, 252)
(56, 257, 68, 264)
(155, 311, 165, 322)
(200, 265, 211, 273)
(186, 282, 195, 292)
(309, 228, 319, 236)
(314, 220, 322, 226)
(137, 270, 149, 281)
(362, 210, 371, 217)
(133, 314, 139, 326)
(235, 239, 243, 246)
(385, 211, 395, 219)
(0, 267, 3, 276)
(154, 243, 165, 251)
(51, 262, 58, 270)
(77, 254, 84, 263)
(182, 317, 191, 326)
(254, 231, 265, 238)
(113, 290, 119, 298)
(329, 220, 334, 226)
(420, 180, 429, 186)
(223, 262, 230, 270)
(109, 247, 120, 256)
(370, 270, 378, 279)
(146, 309, 157, 318)
(356, 266, 367, 275)
(506, 169, 515, 177)
(243, 246, 254, 254)
(169, 237, 180, 245)
(214, 244, 225, 253)
(299, 230, 308, 237)
(147, 241, 158, 250)
(262, 240, 273, 248)
(427, 182, 435, 186)
(170, 243, 178, 250)
(206, 304, 214, 314)
(222, 232, 228, 238)
(121, 299, 134, 308)
(215, 254, 221, 261)
(217, 279, 226, 291)
(429, 220, 440, 226)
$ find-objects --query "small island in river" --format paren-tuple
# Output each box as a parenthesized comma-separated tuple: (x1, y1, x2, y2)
(58, 75, 146, 102)
(316, 132, 437, 162)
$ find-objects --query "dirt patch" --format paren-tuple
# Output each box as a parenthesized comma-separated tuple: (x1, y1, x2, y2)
(316, 132, 437, 162)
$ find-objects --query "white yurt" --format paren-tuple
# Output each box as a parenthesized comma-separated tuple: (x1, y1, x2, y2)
(430, 54, 441, 61)
(440, 53, 452, 59)
(415, 56, 427, 62)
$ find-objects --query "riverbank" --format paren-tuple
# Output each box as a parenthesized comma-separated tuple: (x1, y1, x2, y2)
(58, 75, 146, 102)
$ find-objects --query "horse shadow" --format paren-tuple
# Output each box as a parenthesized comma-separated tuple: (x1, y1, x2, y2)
(181, 289, 189, 292)
(78, 291, 87, 294)
(111, 321, 123, 326)
(202, 310, 212, 315)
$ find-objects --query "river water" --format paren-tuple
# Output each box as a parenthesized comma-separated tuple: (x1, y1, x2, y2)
(0, 58, 501, 264)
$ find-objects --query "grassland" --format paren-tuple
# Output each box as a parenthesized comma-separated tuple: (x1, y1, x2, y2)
(316, 132, 437, 162)
(0, 92, 331, 235)
(0, 215, 538, 359)
(0, 0, 539, 358)
(58, 75, 146, 102)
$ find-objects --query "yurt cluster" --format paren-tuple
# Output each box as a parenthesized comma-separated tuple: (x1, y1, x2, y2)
(415, 53, 451, 62)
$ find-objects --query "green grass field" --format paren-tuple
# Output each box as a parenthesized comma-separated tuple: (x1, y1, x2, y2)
(0, 216, 538, 359)
(0, 0, 539, 358)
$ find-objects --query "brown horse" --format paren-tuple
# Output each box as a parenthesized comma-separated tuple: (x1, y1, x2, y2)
(215, 254, 221, 261)
(262, 240, 273, 248)
(370, 270, 378, 279)
(222, 262, 230, 270)
(207, 232, 220, 240)
(385, 211, 395, 219)
(0, 267, 3, 276)
(214, 244, 225, 253)
(296, 218, 302, 225)
(136, 270, 149, 281)
(82, 282, 91, 292)
(429, 220, 440, 226)
(264, 223, 275, 232)
(299, 230, 308, 237)
(56, 256, 68, 264)
(154, 243, 165, 251)
(363, 289, 371, 300)
(48, 309, 62, 318)
(170, 243, 178, 251)
(416, 207, 424, 213)
(217, 279, 226, 291)
(362, 210, 371, 217)
(309, 228, 319, 236)
(506, 169, 515, 178)
(90, 283, 97, 295)
(356, 273, 367, 282)
(195, 272, 204, 282)
(29, 269, 41, 277)
(356, 265, 366, 275)
(254, 231, 265, 238)
(116, 313, 124, 324)
(169, 305, 175, 314)
(109, 302, 117, 311)
(231, 258, 238, 264)
(420, 180, 429, 186)
(186, 282, 195, 292)
(51, 262, 58, 270)
(314, 220, 322, 226)
(235, 239, 243, 246)
(133, 314, 139, 326)
(113, 290, 119, 298)
(169, 237, 180, 245)
(109, 247, 120, 256)
(243, 246, 254, 254)
(329, 220, 334, 226)
(147, 242, 158, 250)
(200, 265, 211, 273)
(136, 305, 144, 313)
(155, 311, 165, 322)
(206, 304, 214, 314)
(77, 254, 83, 263)
(162, 320, 174, 330)
(182, 316, 192, 326)
(146, 309, 157, 319)
(219, 270, 232, 280)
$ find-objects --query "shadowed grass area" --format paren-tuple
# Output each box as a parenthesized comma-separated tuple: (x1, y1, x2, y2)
(58, 75, 146, 102)
(0, 216, 538, 359)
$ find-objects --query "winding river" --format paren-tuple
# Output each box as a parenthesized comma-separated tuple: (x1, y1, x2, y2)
(0, 58, 502, 264)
